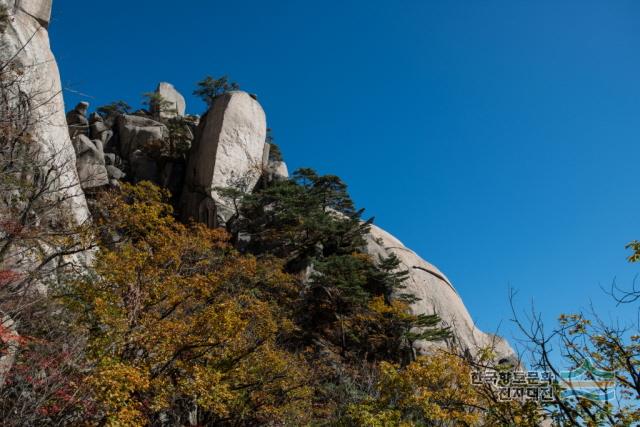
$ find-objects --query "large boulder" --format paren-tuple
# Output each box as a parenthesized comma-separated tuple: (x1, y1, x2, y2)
(366, 224, 515, 360)
(261, 143, 288, 181)
(89, 112, 114, 147)
(66, 102, 90, 138)
(116, 114, 169, 159)
(72, 135, 109, 189)
(155, 82, 186, 118)
(106, 165, 125, 180)
(181, 91, 266, 226)
(267, 160, 289, 180)
(0, 0, 89, 224)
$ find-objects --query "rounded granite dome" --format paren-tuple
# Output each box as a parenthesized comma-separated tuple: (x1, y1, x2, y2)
(365, 223, 515, 361)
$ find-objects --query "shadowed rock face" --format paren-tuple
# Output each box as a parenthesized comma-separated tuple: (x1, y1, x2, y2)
(116, 114, 169, 159)
(181, 91, 266, 226)
(0, 0, 89, 224)
(366, 224, 515, 360)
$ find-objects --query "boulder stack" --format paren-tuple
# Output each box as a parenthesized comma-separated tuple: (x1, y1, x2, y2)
(72, 134, 109, 189)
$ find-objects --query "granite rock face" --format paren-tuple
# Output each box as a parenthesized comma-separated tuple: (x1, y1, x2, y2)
(1, 1, 514, 368)
(268, 160, 289, 180)
(13, 0, 51, 27)
(366, 224, 515, 359)
(116, 114, 169, 159)
(72, 135, 109, 189)
(262, 143, 289, 181)
(0, 0, 90, 385)
(181, 91, 266, 226)
(0, 0, 89, 224)
(156, 82, 186, 118)
(89, 112, 114, 147)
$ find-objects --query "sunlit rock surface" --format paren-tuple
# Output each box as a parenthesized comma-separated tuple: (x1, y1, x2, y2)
(366, 224, 515, 359)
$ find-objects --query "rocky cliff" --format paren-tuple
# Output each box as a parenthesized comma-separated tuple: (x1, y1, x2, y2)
(0, 0, 90, 386)
(1, 0, 513, 360)
(0, 0, 89, 224)
(366, 224, 513, 357)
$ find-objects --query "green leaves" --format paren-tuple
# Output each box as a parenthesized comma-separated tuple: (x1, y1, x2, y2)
(234, 168, 370, 268)
(292, 168, 356, 215)
(96, 100, 132, 118)
(193, 75, 240, 108)
(221, 167, 450, 365)
(407, 314, 452, 343)
(368, 253, 410, 303)
(311, 255, 372, 310)
(70, 182, 313, 425)
(142, 92, 176, 118)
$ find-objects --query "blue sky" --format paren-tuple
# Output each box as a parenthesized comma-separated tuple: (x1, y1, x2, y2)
(52, 1, 640, 352)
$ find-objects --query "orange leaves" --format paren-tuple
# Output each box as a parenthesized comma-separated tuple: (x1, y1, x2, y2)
(72, 182, 313, 425)
(346, 351, 481, 426)
(368, 295, 409, 317)
(87, 361, 150, 426)
(95, 182, 175, 243)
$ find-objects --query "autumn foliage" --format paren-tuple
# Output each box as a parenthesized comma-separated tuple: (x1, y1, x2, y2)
(50, 178, 473, 426)
(69, 183, 312, 425)
(5, 159, 636, 425)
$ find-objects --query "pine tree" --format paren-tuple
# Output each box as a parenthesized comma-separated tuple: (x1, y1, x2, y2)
(235, 168, 371, 268)
(96, 100, 132, 118)
(193, 75, 240, 107)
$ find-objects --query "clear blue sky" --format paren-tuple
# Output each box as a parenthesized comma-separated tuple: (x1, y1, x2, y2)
(51, 1, 640, 350)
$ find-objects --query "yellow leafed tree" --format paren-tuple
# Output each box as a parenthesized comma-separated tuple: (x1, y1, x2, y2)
(69, 183, 312, 426)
